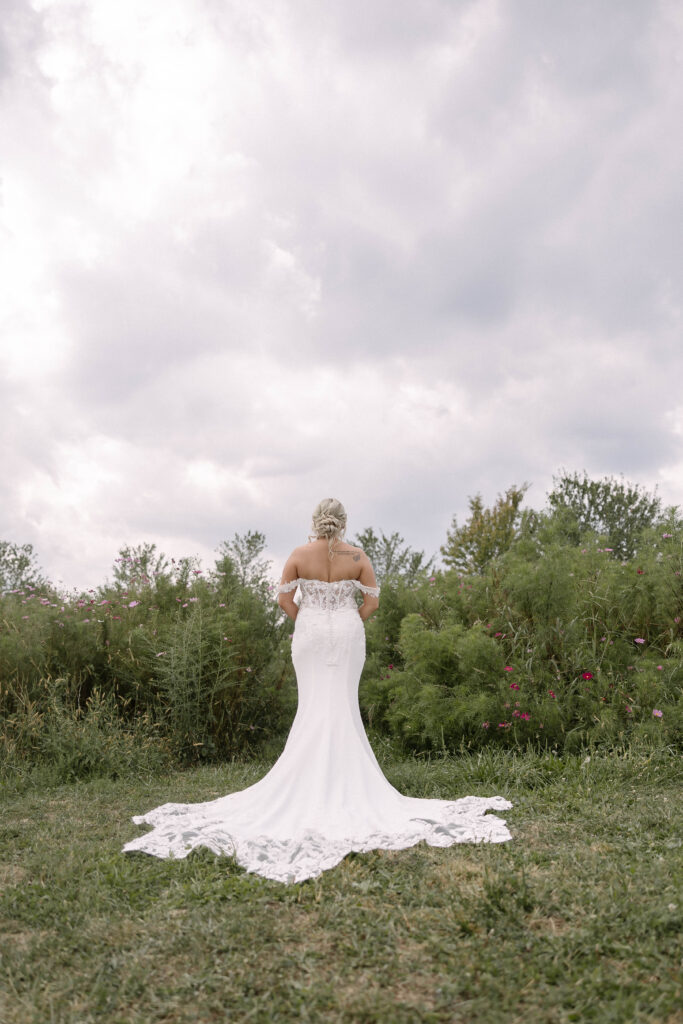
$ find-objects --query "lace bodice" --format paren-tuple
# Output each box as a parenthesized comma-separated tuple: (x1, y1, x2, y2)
(276, 577, 380, 611)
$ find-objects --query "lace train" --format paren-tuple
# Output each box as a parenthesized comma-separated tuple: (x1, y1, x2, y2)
(123, 793, 513, 884)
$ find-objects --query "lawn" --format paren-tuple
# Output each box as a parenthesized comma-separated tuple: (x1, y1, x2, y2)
(1, 746, 681, 1023)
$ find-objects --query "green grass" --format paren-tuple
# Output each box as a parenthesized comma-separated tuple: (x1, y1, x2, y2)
(1, 747, 681, 1023)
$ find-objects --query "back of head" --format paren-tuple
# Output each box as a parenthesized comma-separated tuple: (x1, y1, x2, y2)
(311, 498, 347, 557)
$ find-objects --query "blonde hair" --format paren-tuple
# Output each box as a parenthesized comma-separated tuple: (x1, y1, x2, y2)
(310, 498, 347, 558)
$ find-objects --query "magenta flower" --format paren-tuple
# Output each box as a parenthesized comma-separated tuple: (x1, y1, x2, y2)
(482, 721, 490, 729)
(625, 705, 632, 713)
(634, 638, 645, 644)
(520, 712, 531, 721)
(652, 708, 663, 718)
(656, 665, 663, 671)
(512, 710, 520, 717)
(548, 690, 556, 699)
(509, 682, 520, 691)
(128, 600, 140, 608)
(582, 672, 593, 680)
(504, 666, 514, 672)
(498, 722, 510, 728)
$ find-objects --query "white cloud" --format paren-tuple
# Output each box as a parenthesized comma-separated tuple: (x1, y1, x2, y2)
(1, 0, 682, 590)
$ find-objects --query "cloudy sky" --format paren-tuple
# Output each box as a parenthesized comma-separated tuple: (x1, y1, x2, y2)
(1, 0, 682, 591)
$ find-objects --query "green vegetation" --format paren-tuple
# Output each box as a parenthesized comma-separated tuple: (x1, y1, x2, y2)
(1, 472, 681, 784)
(1, 471, 681, 1021)
(1, 748, 680, 1022)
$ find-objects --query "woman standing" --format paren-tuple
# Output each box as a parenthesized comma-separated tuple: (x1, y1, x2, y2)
(122, 498, 512, 882)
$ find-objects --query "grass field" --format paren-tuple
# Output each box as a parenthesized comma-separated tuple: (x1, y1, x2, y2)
(1, 746, 681, 1023)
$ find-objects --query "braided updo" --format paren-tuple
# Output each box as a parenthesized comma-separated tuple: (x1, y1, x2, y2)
(310, 498, 347, 558)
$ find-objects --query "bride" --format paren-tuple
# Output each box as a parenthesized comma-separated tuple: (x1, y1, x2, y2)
(122, 498, 513, 882)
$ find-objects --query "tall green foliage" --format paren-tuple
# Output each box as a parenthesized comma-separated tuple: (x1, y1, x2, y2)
(1, 475, 681, 782)
(441, 485, 532, 574)
(353, 528, 434, 585)
(365, 513, 682, 754)
(546, 470, 663, 559)
(0, 535, 296, 779)
(0, 541, 46, 592)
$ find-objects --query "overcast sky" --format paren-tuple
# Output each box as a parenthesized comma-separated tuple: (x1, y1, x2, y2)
(1, 0, 682, 591)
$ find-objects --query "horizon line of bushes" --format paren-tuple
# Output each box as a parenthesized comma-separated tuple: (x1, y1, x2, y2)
(1, 470, 681, 786)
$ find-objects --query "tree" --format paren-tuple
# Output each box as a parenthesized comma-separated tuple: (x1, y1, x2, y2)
(352, 528, 434, 585)
(215, 531, 271, 595)
(111, 542, 171, 588)
(0, 541, 46, 592)
(441, 484, 531, 574)
(546, 470, 663, 559)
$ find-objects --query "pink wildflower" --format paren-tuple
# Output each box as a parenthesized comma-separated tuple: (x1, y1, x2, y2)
(652, 708, 663, 718)
(510, 682, 520, 690)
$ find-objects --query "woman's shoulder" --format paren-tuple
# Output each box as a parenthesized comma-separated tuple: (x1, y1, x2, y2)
(336, 541, 367, 559)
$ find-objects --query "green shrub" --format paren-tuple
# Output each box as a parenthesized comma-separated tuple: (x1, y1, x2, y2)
(0, 677, 172, 785)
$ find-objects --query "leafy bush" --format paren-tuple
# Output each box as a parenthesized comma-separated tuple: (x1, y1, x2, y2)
(0, 678, 171, 785)
(360, 512, 682, 754)
(1, 479, 680, 776)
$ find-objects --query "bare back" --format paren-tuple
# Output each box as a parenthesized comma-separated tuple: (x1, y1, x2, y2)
(281, 538, 377, 589)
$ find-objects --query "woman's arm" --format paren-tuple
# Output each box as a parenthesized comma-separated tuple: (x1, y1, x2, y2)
(276, 554, 299, 621)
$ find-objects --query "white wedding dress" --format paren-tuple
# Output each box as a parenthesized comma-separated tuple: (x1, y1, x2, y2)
(122, 578, 513, 883)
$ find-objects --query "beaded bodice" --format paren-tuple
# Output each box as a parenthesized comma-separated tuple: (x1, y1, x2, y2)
(276, 577, 380, 611)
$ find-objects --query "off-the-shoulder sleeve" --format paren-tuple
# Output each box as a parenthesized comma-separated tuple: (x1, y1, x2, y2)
(275, 578, 300, 596)
(354, 581, 380, 597)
